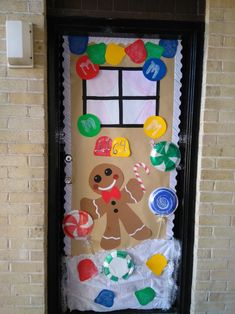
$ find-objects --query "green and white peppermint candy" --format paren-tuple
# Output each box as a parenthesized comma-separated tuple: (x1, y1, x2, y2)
(102, 250, 135, 282)
(150, 141, 181, 172)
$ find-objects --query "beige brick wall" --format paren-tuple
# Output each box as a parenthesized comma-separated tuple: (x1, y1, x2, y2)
(191, 0, 235, 313)
(0, 1, 46, 313)
(0, 1, 234, 314)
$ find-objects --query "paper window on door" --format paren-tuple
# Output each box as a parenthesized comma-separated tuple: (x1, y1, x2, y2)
(84, 68, 159, 126)
(62, 36, 183, 312)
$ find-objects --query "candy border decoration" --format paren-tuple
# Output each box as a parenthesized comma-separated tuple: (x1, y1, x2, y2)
(70, 38, 178, 82)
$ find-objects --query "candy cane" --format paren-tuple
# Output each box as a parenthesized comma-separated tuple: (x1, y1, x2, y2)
(133, 162, 150, 193)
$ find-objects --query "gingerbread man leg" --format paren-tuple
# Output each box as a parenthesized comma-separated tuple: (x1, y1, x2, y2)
(119, 205, 152, 241)
(100, 212, 121, 250)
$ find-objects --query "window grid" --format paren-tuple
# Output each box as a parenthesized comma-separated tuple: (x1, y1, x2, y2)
(83, 67, 160, 127)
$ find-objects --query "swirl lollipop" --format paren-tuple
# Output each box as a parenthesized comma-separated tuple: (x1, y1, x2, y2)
(148, 187, 178, 237)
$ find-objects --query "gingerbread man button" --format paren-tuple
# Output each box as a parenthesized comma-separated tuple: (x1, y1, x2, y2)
(80, 163, 152, 250)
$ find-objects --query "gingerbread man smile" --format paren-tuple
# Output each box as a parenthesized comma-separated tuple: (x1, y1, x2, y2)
(97, 179, 117, 191)
(81, 163, 152, 250)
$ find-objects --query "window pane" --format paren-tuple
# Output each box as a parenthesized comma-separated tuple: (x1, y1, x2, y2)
(87, 100, 119, 124)
(123, 71, 157, 96)
(87, 70, 119, 96)
(123, 100, 156, 124)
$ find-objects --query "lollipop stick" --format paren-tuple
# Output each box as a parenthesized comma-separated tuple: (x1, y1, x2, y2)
(87, 237, 95, 255)
(156, 216, 165, 239)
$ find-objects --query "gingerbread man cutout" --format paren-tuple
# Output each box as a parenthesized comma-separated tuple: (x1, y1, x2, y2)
(80, 163, 152, 250)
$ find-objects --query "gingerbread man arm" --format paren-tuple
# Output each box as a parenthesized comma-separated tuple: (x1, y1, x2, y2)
(80, 197, 106, 220)
(121, 178, 144, 204)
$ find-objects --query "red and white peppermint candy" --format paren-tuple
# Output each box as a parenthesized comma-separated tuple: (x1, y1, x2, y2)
(63, 210, 94, 239)
(133, 162, 150, 193)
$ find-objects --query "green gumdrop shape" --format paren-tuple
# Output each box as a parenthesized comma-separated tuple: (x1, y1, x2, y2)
(134, 287, 156, 306)
(87, 43, 107, 65)
(145, 42, 164, 59)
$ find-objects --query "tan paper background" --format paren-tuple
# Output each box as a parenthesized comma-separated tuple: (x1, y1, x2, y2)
(69, 51, 175, 255)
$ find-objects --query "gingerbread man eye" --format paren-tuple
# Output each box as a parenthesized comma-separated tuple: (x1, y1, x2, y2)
(94, 175, 102, 183)
(104, 168, 112, 176)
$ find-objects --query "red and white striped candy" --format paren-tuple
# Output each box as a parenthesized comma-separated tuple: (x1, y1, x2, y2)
(63, 210, 94, 240)
(133, 162, 150, 193)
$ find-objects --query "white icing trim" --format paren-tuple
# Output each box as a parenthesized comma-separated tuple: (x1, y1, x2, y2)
(102, 235, 121, 240)
(128, 224, 145, 236)
(124, 186, 138, 203)
(93, 200, 101, 218)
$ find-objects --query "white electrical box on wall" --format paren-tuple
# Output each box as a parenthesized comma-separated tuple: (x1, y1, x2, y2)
(6, 20, 33, 68)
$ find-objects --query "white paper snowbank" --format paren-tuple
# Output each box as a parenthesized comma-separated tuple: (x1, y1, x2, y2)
(63, 238, 181, 312)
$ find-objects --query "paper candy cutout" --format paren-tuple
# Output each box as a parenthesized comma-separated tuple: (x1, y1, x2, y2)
(144, 116, 167, 139)
(159, 39, 178, 58)
(125, 39, 147, 64)
(94, 289, 115, 308)
(94, 136, 112, 157)
(77, 259, 98, 281)
(103, 250, 135, 282)
(134, 287, 156, 306)
(148, 187, 178, 216)
(76, 55, 99, 80)
(68, 36, 88, 55)
(143, 58, 167, 81)
(146, 253, 168, 276)
(77, 114, 101, 137)
(145, 42, 164, 59)
(105, 43, 126, 66)
(133, 162, 150, 193)
(93, 137, 131, 157)
(110, 137, 131, 157)
(63, 210, 94, 239)
(87, 43, 106, 65)
(150, 141, 181, 172)
(80, 163, 152, 250)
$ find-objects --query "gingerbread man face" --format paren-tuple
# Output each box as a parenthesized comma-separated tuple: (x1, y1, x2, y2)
(81, 163, 152, 250)
(89, 163, 124, 196)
